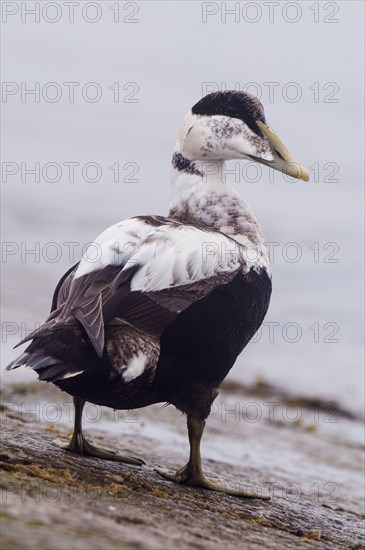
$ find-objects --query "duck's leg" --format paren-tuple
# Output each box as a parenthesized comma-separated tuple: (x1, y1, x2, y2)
(156, 415, 268, 498)
(53, 397, 144, 465)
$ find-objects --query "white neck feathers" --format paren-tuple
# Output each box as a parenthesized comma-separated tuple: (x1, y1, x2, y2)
(169, 143, 265, 246)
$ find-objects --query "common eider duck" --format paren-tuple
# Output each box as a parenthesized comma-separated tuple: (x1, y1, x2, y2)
(7, 91, 309, 498)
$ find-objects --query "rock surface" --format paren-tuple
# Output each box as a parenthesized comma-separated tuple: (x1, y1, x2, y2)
(1, 381, 364, 549)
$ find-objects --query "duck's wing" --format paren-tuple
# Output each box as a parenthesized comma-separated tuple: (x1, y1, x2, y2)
(17, 215, 258, 357)
(50, 262, 80, 312)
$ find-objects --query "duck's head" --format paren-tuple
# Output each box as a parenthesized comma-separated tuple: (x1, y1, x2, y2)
(177, 90, 309, 181)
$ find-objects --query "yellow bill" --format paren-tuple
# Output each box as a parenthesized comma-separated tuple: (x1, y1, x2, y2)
(256, 120, 310, 182)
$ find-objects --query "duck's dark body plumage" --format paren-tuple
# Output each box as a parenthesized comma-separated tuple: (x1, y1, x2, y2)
(155, 268, 271, 418)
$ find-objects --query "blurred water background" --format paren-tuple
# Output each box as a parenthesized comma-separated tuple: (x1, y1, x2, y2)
(1, 1, 364, 418)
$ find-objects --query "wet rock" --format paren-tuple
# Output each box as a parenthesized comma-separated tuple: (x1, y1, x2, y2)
(0, 383, 364, 549)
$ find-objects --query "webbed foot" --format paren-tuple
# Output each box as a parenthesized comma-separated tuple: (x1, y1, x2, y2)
(53, 435, 144, 465)
(155, 464, 269, 499)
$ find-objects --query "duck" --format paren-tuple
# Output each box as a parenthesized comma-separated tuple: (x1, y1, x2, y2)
(7, 90, 309, 498)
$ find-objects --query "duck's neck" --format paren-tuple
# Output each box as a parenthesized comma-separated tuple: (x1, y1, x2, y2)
(168, 145, 265, 244)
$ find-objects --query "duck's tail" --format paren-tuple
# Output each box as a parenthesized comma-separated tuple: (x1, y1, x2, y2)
(6, 318, 87, 383)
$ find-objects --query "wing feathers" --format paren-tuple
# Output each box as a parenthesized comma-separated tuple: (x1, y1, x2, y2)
(74, 297, 104, 357)
(15, 216, 262, 357)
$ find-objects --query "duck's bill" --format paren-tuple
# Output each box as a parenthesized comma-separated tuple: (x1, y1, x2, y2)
(253, 120, 310, 182)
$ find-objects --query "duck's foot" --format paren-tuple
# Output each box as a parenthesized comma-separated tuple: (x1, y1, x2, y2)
(155, 464, 269, 499)
(52, 434, 144, 465)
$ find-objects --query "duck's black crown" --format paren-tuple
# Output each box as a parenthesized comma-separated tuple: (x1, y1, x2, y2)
(192, 90, 266, 137)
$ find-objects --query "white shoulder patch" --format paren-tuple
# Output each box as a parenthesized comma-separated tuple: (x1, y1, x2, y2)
(127, 225, 267, 292)
(75, 217, 270, 292)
